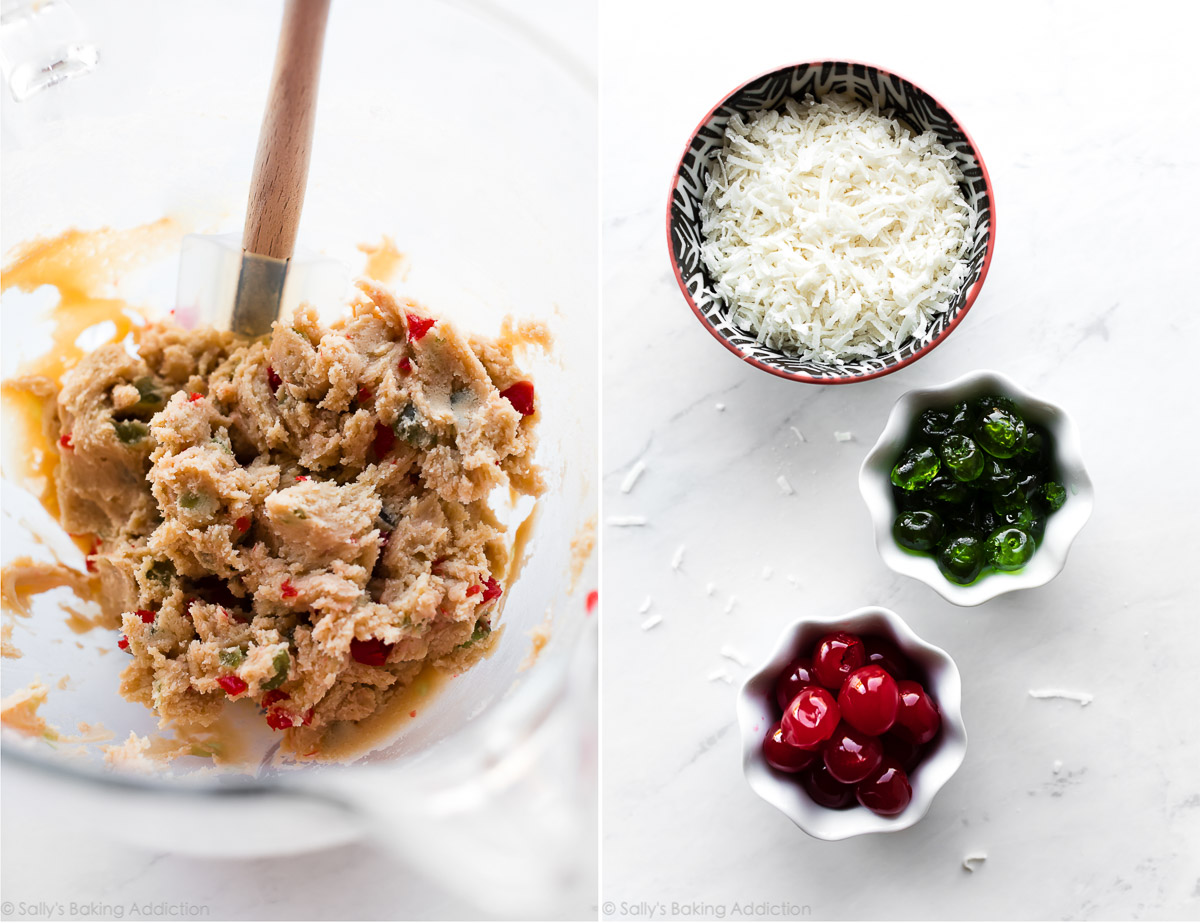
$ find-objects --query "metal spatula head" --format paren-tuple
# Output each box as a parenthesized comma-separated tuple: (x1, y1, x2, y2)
(175, 232, 346, 335)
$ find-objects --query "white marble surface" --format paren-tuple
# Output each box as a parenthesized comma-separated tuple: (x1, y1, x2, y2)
(1, 1, 596, 921)
(600, 1, 1199, 919)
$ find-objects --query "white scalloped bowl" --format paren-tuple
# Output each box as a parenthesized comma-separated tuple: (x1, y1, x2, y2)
(737, 607, 966, 840)
(860, 369, 1094, 606)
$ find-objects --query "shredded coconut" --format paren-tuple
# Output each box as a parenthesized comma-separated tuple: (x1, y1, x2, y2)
(715, 402, 726, 411)
(1028, 688, 1093, 706)
(776, 475, 794, 495)
(707, 666, 734, 684)
(620, 459, 647, 494)
(671, 545, 686, 571)
(607, 515, 648, 527)
(723, 595, 737, 614)
(790, 426, 806, 443)
(705, 582, 716, 596)
(638, 596, 652, 614)
(761, 565, 773, 580)
(640, 614, 662, 631)
(834, 431, 853, 443)
(701, 96, 976, 362)
(962, 852, 988, 873)
(720, 644, 748, 666)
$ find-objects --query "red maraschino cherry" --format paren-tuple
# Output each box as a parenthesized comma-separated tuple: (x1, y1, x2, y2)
(762, 722, 817, 773)
(838, 665, 899, 736)
(812, 631, 866, 689)
(892, 680, 941, 745)
(781, 686, 840, 750)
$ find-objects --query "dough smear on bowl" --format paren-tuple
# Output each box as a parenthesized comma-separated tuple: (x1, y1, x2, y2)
(50, 280, 542, 755)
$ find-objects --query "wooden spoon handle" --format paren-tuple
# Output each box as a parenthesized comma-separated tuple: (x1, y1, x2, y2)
(242, 0, 331, 260)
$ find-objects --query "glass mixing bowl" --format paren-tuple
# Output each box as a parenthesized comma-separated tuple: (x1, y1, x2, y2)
(1, 1, 597, 916)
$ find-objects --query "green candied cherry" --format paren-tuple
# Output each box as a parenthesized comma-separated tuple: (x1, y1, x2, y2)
(978, 457, 1018, 494)
(975, 406, 1027, 459)
(890, 447, 940, 491)
(949, 400, 975, 434)
(937, 534, 986, 584)
(925, 475, 969, 506)
(917, 409, 955, 441)
(894, 488, 931, 512)
(261, 649, 290, 691)
(893, 510, 945, 552)
(146, 560, 175, 583)
(986, 527, 1036, 571)
(218, 647, 245, 669)
(130, 376, 166, 416)
(993, 488, 1031, 520)
(1041, 482, 1067, 512)
(940, 434, 985, 482)
(394, 402, 436, 449)
(968, 496, 1001, 536)
(1015, 471, 1042, 501)
(1018, 426, 1047, 467)
(1003, 504, 1036, 529)
(113, 419, 150, 444)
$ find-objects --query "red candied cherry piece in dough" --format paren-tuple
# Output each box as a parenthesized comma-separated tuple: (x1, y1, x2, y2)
(500, 380, 536, 416)
(774, 657, 819, 712)
(406, 313, 436, 341)
(856, 757, 912, 816)
(893, 680, 942, 745)
(350, 638, 393, 667)
(838, 665, 900, 736)
(800, 761, 855, 809)
(812, 631, 866, 689)
(823, 723, 884, 784)
(781, 686, 840, 750)
(863, 636, 912, 681)
(762, 721, 817, 773)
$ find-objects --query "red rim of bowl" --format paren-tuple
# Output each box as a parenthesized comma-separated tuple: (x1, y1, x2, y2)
(666, 59, 998, 385)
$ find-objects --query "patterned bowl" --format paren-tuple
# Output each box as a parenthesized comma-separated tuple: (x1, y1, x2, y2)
(737, 606, 966, 839)
(667, 60, 996, 384)
(860, 370, 1095, 605)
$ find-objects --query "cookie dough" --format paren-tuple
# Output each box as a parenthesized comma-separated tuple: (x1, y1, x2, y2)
(51, 280, 542, 753)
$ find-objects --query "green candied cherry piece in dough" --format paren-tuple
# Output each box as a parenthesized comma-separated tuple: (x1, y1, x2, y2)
(146, 560, 175, 583)
(937, 534, 985, 584)
(890, 446, 940, 491)
(917, 409, 955, 441)
(113, 419, 150, 444)
(394, 402, 436, 449)
(129, 376, 166, 415)
(261, 650, 290, 691)
(1041, 482, 1067, 512)
(940, 434, 985, 482)
(178, 491, 206, 510)
(892, 510, 944, 552)
(975, 406, 1027, 459)
(218, 647, 245, 669)
(986, 527, 1036, 571)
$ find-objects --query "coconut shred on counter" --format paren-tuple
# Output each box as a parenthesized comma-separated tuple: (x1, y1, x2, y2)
(44, 280, 542, 757)
(700, 96, 977, 362)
